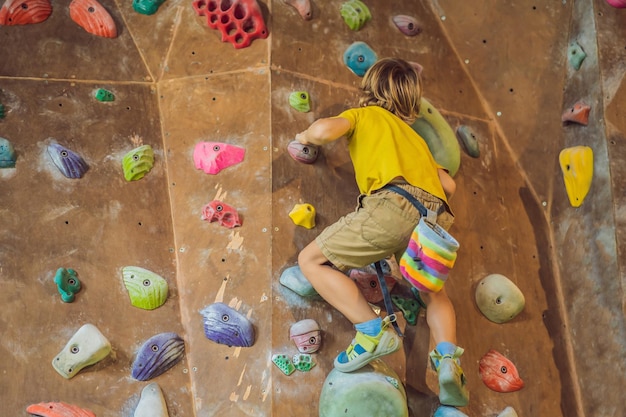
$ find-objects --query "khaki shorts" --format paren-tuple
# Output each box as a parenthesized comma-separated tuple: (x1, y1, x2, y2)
(316, 184, 454, 271)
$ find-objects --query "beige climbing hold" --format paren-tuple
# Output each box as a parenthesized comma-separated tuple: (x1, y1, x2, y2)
(475, 274, 525, 323)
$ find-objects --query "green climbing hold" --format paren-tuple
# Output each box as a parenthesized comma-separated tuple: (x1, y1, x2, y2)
(340, 0, 371, 31)
(293, 353, 315, 372)
(0, 104, 5, 118)
(122, 144, 155, 181)
(272, 354, 296, 376)
(54, 268, 82, 303)
(122, 266, 168, 310)
(289, 91, 311, 112)
(95, 88, 115, 102)
(391, 295, 421, 325)
(132, 0, 166, 15)
(568, 41, 586, 71)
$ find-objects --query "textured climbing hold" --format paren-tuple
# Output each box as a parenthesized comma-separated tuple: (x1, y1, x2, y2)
(134, 383, 169, 417)
(123, 145, 155, 182)
(434, 406, 468, 417)
(201, 200, 242, 228)
(568, 41, 586, 70)
(319, 360, 408, 417)
(391, 295, 420, 325)
(349, 265, 397, 304)
(343, 41, 377, 77)
(192, 0, 269, 49)
(606, 0, 626, 7)
(279, 265, 319, 297)
(133, 0, 165, 15)
(456, 125, 480, 158)
(201, 302, 255, 347)
(122, 266, 168, 310)
(54, 267, 81, 303)
(293, 353, 315, 372)
(287, 140, 319, 164)
(411, 97, 461, 176)
(0, 137, 16, 168)
(131, 332, 185, 381)
(283, 0, 311, 20)
(475, 274, 525, 323)
(69, 0, 117, 38)
(0, 0, 52, 25)
(559, 145, 593, 207)
(561, 100, 591, 126)
(289, 203, 316, 229)
(340, 0, 370, 31)
(26, 402, 95, 417)
(272, 353, 296, 376)
(392, 15, 421, 36)
(479, 349, 524, 393)
(47, 143, 89, 179)
(290, 319, 321, 353)
(497, 406, 519, 417)
(52, 323, 111, 379)
(193, 141, 245, 174)
(94, 88, 115, 102)
(289, 91, 311, 112)
(0, 103, 4, 118)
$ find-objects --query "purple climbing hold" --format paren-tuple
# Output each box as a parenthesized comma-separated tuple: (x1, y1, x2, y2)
(47, 143, 88, 179)
(392, 15, 422, 36)
(201, 302, 255, 347)
(131, 332, 185, 381)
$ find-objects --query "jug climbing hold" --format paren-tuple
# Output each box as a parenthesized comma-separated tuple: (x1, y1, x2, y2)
(392, 15, 421, 36)
(289, 91, 311, 112)
(123, 144, 154, 182)
(349, 267, 396, 304)
(340, 0, 370, 31)
(293, 353, 315, 371)
(290, 319, 321, 353)
(133, 0, 165, 15)
(47, 143, 89, 179)
(289, 203, 316, 229)
(192, 0, 268, 49)
(201, 200, 242, 228)
(559, 145, 593, 207)
(132, 332, 185, 381)
(0, 0, 52, 25)
(319, 360, 408, 417)
(497, 406, 519, 417)
(279, 265, 319, 297)
(456, 125, 480, 158)
(26, 402, 95, 417)
(391, 295, 420, 325)
(287, 140, 319, 164)
(122, 266, 168, 310)
(434, 406, 468, 417)
(479, 349, 524, 393)
(561, 100, 591, 126)
(52, 323, 111, 379)
(606, 0, 626, 6)
(411, 97, 461, 176)
(133, 383, 169, 417)
(94, 88, 115, 102)
(0, 137, 16, 168)
(567, 41, 586, 70)
(283, 0, 311, 20)
(54, 267, 82, 303)
(201, 302, 255, 347)
(272, 353, 296, 376)
(343, 41, 377, 77)
(193, 141, 245, 174)
(69, 0, 117, 38)
(475, 274, 525, 324)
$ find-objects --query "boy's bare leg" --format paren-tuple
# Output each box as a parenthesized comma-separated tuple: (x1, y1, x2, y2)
(421, 288, 457, 345)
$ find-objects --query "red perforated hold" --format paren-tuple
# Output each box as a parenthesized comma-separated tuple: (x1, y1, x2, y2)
(192, 0, 269, 49)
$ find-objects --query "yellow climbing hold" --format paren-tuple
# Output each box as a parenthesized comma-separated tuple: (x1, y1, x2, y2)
(289, 203, 316, 229)
(559, 146, 593, 207)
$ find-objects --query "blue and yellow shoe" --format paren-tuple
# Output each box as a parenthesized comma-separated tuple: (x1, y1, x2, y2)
(430, 347, 469, 407)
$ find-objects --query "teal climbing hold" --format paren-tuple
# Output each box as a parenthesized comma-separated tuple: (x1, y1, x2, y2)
(54, 268, 82, 303)
(568, 41, 586, 70)
(0, 137, 16, 168)
(434, 405, 469, 417)
(289, 91, 311, 112)
(279, 266, 319, 297)
(132, 0, 165, 15)
(410, 97, 461, 176)
(391, 295, 420, 325)
(343, 41, 377, 77)
(293, 353, 315, 372)
(0, 104, 5, 118)
(340, 0, 371, 31)
(95, 88, 115, 102)
(272, 354, 296, 376)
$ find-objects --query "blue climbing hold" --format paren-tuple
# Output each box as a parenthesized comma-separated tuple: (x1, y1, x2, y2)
(343, 41, 377, 77)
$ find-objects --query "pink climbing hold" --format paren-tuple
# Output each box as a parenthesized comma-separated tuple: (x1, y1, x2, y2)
(349, 268, 397, 304)
(283, 0, 312, 20)
(192, 0, 269, 49)
(561, 100, 591, 126)
(201, 200, 242, 228)
(193, 141, 245, 175)
(606, 0, 626, 7)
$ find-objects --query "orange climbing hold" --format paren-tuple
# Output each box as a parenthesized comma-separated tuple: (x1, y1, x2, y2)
(0, 0, 52, 25)
(69, 0, 117, 38)
(192, 0, 269, 49)
(561, 100, 591, 126)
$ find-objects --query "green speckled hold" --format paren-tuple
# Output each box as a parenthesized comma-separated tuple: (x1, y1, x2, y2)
(122, 266, 168, 310)
(272, 354, 296, 376)
(0, 137, 16, 168)
(340, 0, 371, 31)
(95, 88, 115, 102)
(122, 144, 155, 181)
(568, 41, 586, 70)
(289, 91, 311, 112)
(391, 295, 420, 325)
(293, 353, 315, 372)
(410, 97, 461, 176)
(132, 0, 165, 15)
(54, 268, 81, 303)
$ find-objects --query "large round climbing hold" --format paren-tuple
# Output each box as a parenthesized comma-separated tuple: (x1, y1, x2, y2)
(319, 359, 408, 417)
(475, 274, 525, 324)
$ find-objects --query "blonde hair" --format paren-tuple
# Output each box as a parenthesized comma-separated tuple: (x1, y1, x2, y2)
(358, 57, 422, 123)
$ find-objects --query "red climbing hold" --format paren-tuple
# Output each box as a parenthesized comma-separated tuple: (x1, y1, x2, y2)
(561, 100, 591, 126)
(0, 0, 52, 25)
(192, 0, 269, 49)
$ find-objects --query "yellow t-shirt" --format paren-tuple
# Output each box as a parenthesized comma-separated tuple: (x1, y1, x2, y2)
(337, 105, 447, 202)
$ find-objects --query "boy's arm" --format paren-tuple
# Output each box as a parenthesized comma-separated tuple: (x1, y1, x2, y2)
(438, 168, 456, 199)
(296, 117, 351, 146)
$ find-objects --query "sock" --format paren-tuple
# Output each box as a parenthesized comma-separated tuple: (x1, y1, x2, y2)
(436, 341, 457, 357)
(355, 317, 382, 337)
